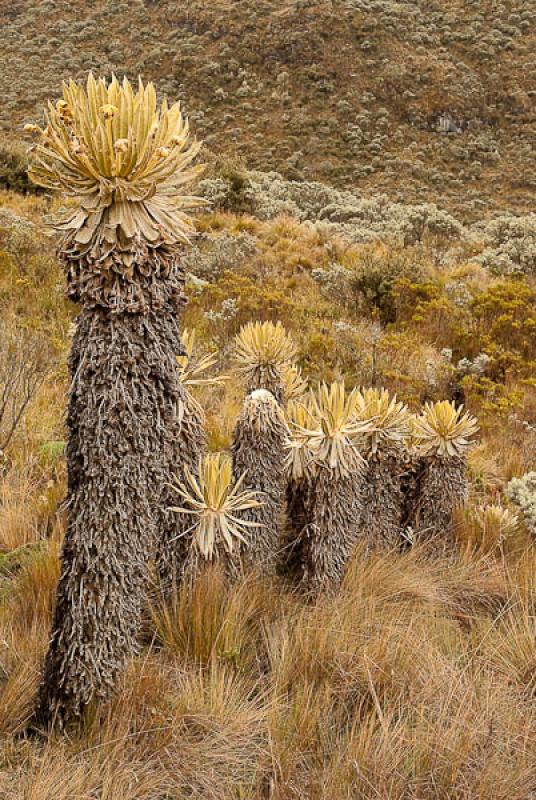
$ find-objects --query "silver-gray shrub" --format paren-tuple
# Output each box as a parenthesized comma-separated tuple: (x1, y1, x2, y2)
(506, 473, 536, 538)
(181, 231, 258, 282)
(200, 170, 465, 248)
(473, 214, 536, 276)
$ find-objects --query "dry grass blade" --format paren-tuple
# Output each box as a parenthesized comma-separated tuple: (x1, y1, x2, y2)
(474, 504, 519, 546)
(455, 504, 523, 557)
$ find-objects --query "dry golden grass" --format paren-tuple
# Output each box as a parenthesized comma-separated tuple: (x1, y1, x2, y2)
(0, 470, 41, 552)
(0, 527, 535, 798)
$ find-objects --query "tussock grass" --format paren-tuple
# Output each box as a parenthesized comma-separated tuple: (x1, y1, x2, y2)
(1, 531, 535, 798)
(0, 470, 41, 553)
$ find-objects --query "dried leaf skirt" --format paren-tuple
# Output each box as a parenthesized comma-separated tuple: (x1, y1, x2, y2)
(36, 304, 185, 725)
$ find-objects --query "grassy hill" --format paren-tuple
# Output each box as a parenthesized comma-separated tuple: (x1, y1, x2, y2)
(1, 0, 536, 219)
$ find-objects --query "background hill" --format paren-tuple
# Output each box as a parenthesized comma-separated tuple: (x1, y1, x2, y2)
(1, 0, 536, 219)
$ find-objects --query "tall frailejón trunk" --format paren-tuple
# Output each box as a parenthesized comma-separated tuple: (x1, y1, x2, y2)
(156, 391, 207, 592)
(231, 389, 288, 574)
(360, 453, 407, 550)
(409, 401, 479, 552)
(411, 455, 469, 548)
(354, 389, 411, 551)
(285, 383, 373, 595)
(38, 297, 185, 724)
(231, 322, 303, 577)
(278, 399, 314, 581)
(303, 451, 367, 594)
(28, 75, 203, 727)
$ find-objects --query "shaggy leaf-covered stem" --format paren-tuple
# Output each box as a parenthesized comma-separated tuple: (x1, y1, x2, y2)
(411, 456, 468, 547)
(408, 401, 478, 550)
(231, 389, 289, 573)
(303, 450, 367, 595)
(29, 75, 204, 728)
(284, 383, 373, 593)
(36, 301, 185, 726)
(360, 453, 407, 549)
(355, 388, 411, 550)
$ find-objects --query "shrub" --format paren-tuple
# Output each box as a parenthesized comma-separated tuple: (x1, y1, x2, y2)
(0, 137, 39, 194)
(181, 231, 258, 282)
(506, 472, 536, 538)
(0, 324, 49, 454)
(474, 214, 536, 276)
(346, 245, 430, 322)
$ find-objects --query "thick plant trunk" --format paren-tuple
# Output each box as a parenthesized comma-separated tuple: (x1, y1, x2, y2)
(36, 302, 185, 727)
(302, 455, 366, 594)
(231, 390, 288, 574)
(279, 478, 311, 581)
(359, 454, 406, 550)
(155, 392, 207, 592)
(411, 456, 468, 548)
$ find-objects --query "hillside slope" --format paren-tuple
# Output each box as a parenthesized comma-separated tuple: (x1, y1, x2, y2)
(1, 0, 535, 219)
